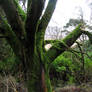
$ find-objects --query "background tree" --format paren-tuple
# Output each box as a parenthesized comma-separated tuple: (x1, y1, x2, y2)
(0, 0, 92, 92)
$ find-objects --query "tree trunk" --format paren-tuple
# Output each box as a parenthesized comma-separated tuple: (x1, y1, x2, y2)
(21, 51, 52, 92)
(26, 65, 52, 92)
(27, 67, 52, 92)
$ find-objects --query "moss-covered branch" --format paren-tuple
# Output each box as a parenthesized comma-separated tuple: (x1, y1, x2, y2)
(44, 40, 60, 44)
(36, 0, 57, 52)
(46, 24, 83, 63)
(0, 0, 26, 41)
(14, 0, 26, 21)
(0, 16, 22, 58)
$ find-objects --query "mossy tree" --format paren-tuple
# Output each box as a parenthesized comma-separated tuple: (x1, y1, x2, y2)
(0, 0, 92, 92)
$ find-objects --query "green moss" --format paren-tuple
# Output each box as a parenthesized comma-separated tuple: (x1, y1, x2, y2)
(0, 16, 22, 57)
(62, 24, 82, 47)
(45, 70, 52, 92)
(14, 0, 26, 21)
(46, 24, 83, 63)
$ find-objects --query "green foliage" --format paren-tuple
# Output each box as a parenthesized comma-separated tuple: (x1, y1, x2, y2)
(51, 40, 92, 85)
(0, 39, 18, 74)
(0, 56, 16, 72)
(50, 53, 75, 85)
(52, 55, 73, 73)
(0, 39, 11, 61)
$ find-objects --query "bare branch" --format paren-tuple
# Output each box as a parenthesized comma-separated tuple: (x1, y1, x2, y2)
(82, 31, 92, 43)
(68, 48, 92, 61)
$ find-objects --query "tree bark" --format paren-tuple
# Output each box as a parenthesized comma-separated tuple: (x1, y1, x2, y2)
(25, 52, 52, 92)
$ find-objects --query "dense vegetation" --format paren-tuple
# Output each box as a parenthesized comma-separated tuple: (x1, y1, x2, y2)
(1, 37, 92, 92)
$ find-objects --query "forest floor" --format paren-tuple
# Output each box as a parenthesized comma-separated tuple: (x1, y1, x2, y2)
(0, 75, 92, 92)
(54, 83, 92, 92)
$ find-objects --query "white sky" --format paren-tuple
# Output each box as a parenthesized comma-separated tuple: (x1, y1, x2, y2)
(21, 0, 92, 27)
(47, 0, 91, 27)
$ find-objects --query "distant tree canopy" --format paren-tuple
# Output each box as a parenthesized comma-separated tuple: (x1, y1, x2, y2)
(0, 0, 92, 92)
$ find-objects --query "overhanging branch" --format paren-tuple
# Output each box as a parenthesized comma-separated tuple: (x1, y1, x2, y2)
(46, 24, 83, 63)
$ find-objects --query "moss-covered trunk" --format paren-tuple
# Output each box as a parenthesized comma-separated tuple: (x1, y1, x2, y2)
(21, 50, 52, 92)
(26, 65, 52, 92)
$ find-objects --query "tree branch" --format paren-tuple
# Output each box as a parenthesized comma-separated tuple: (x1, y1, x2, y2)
(25, 0, 45, 51)
(82, 31, 92, 44)
(14, 0, 26, 21)
(26, 0, 45, 37)
(0, 16, 22, 58)
(68, 48, 92, 63)
(0, 0, 26, 41)
(44, 40, 59, 45)
(46, 24, 83, 63)
(36, 0, 57, 51)
(76, 41, 85, 70)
